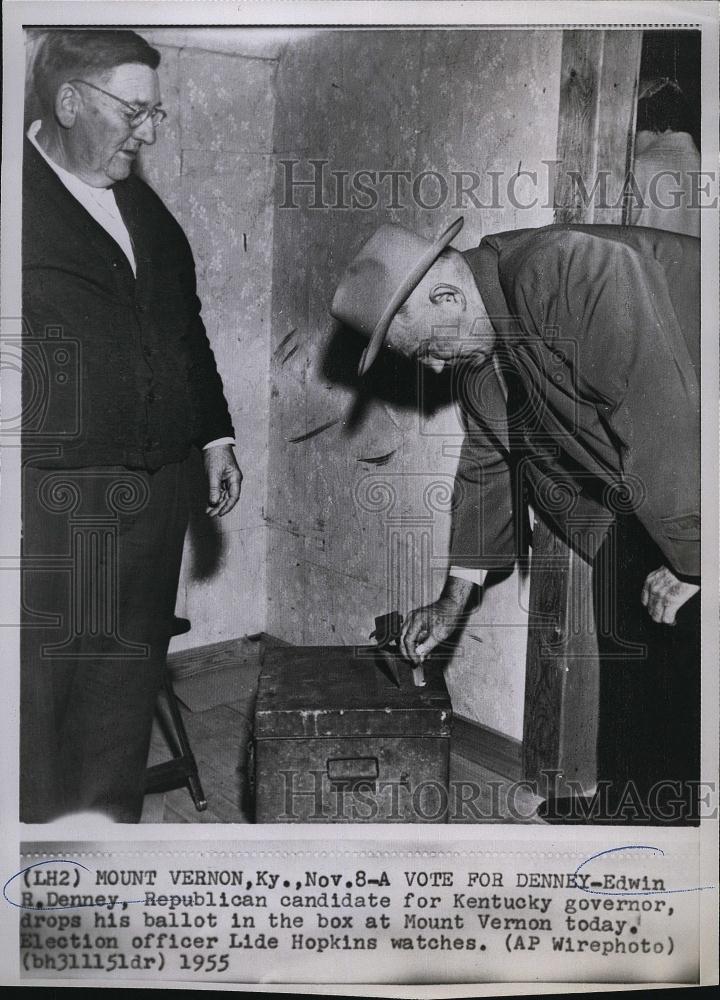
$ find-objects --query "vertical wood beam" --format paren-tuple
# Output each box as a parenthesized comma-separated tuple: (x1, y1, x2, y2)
(594, 33, 643, 225)
(554, 31, 643, 225)
(523, 30, 642, 797)
(553, 31, 605, 225)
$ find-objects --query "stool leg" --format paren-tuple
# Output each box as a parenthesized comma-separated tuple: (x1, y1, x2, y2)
(163, 674, 208, 812)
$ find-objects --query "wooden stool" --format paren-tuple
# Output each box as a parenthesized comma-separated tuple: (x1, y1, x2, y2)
(144, 617, 208, 811)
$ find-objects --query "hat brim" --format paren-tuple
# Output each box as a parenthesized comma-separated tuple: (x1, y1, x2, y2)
(357, 216, 465, 376)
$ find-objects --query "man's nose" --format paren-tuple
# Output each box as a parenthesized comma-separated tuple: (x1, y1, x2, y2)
(134, 117, 157, 145)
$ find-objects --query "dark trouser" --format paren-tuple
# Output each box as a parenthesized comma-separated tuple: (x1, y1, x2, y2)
(593, 514, 701, 825)
(20, 461, 188, 823)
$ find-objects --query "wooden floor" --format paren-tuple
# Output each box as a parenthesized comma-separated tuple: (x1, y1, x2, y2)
(141, 661, 543, 825)
(142, 695, 255, 823)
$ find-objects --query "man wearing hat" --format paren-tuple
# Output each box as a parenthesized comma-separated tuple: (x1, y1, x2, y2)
(331, 217, 700, 822)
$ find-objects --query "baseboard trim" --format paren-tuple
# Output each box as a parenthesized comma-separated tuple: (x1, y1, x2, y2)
(167, 632, 289, 681)
(168, 643, 524, 783)
(452, 715, 523, 782)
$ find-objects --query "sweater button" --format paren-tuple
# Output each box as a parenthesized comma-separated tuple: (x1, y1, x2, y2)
(111, 259, 122, 270)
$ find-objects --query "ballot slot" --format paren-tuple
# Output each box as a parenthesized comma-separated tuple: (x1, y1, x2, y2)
(369, 648, 404, 690)
(369, 611, 426, 687)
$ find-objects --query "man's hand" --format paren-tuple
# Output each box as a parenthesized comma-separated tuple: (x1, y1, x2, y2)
(641, 565, 700, 625)
(203, 444, 242, 517)
(400, 576, 475, 664)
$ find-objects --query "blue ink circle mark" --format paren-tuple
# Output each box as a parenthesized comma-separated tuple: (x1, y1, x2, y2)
(574, 845, 715, 896)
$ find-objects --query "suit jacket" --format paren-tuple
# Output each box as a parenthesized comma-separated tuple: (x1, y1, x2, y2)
(22, 137, 234, 470)
(449, 224, 700, 578)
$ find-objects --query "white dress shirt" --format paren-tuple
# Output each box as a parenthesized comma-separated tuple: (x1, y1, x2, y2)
(27, 121, 234, 451)
(28, 120, 137, 273)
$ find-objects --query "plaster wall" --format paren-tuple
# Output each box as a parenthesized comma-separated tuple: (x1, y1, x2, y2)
(266, 29, 562, 738)
(24, 27, 564, 740)
(138, 32, 279, 651)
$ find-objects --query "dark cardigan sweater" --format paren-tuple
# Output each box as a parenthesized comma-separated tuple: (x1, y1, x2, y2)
(22, 137, 234, 470)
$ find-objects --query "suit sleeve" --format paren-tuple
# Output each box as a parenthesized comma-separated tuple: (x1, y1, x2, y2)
(508, 231, 700, 577)
(448, 358, 521, 571)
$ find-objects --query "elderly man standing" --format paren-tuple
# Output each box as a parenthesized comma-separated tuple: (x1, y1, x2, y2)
(21, 29, 241, 822)
(332, 217, 700, 823)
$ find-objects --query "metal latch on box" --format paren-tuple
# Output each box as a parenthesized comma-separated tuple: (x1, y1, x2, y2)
(327, 756, 379, 782)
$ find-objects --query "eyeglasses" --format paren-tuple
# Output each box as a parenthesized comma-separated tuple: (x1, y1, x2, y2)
(68, 78, 167, 129)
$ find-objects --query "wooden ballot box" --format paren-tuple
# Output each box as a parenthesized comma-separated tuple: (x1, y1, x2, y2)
(253, 645, 452, 823)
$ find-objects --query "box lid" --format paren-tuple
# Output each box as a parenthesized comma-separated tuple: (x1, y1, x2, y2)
(255, 645, 452, 739)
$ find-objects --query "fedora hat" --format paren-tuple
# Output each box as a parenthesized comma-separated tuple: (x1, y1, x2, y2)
(330, 216, 464, 375)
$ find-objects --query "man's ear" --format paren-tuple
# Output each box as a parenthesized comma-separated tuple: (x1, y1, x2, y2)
(54, 82, 80, 128)
(428, 283, 467, 311)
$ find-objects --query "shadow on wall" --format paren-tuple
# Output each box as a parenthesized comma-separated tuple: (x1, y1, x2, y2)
(321, 319, 517, 609)
(322, 319, 455, 434)
(184, 448, 224, 582)
(426, 561, 517, 660)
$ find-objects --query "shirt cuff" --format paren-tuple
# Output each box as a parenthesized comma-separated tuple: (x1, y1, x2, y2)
(449, 565, 488, 587)
(202, 437, 235, 450)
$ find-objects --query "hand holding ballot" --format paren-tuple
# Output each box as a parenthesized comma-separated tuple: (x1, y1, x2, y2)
(400, 577, 475, 665)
